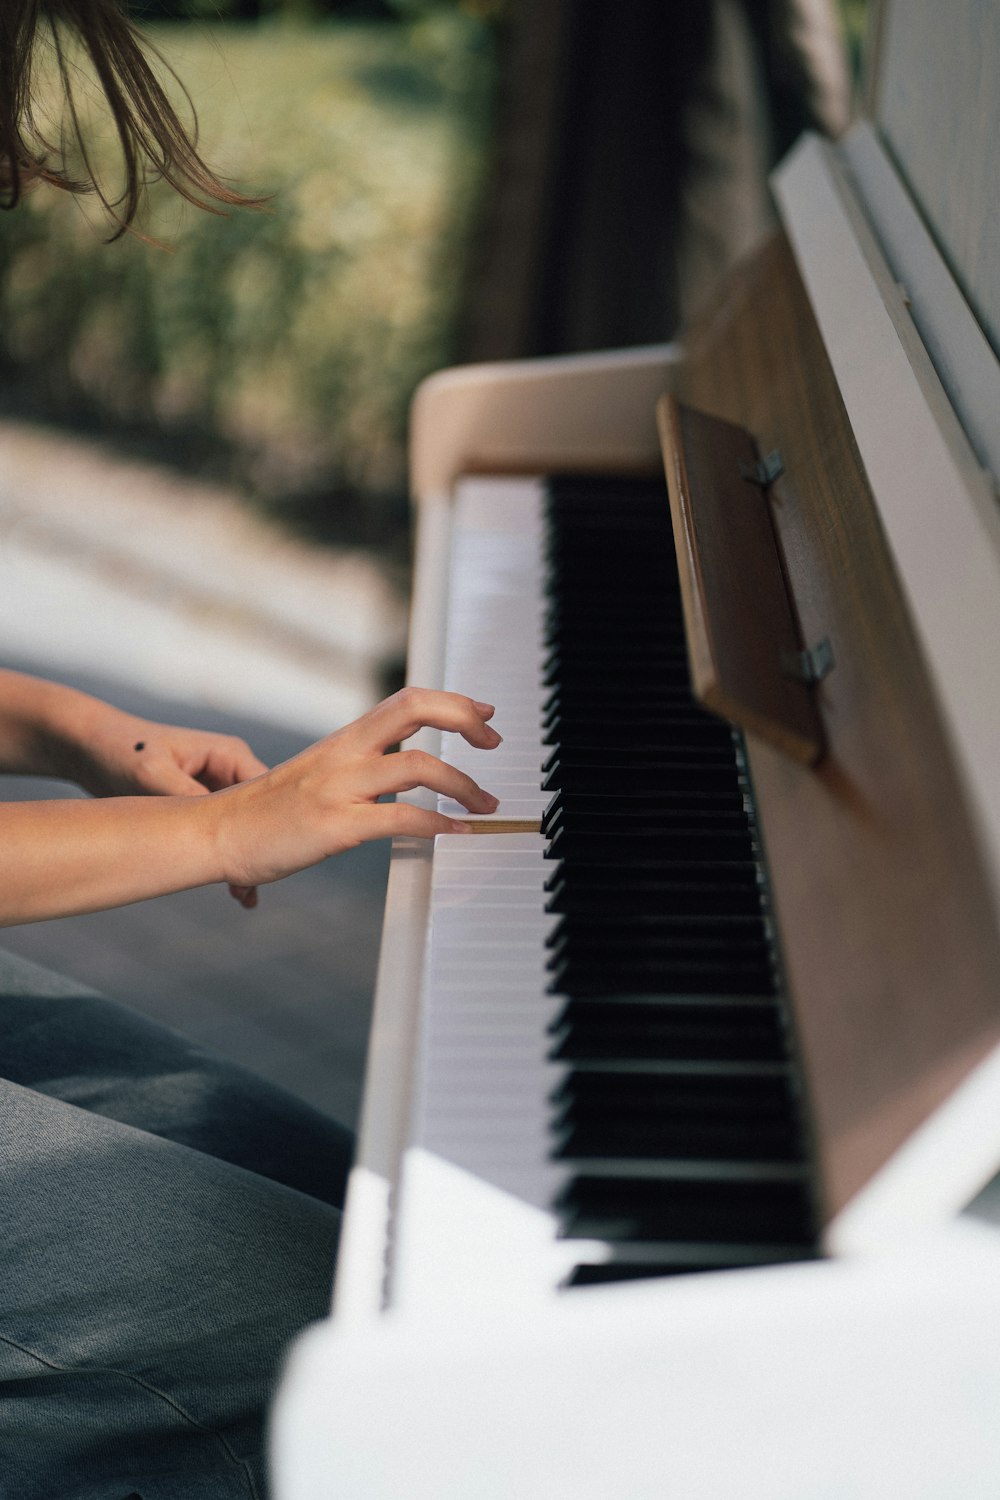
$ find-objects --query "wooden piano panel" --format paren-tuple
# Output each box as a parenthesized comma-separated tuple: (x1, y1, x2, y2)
(680, 231, 1000, 1220)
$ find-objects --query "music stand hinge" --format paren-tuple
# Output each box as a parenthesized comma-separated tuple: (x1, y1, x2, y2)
(781, 637, 835, 685)
(740, 449, 785, 487)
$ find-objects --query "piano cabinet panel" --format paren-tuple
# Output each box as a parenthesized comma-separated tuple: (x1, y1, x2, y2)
(680, 231, 1000, 1221)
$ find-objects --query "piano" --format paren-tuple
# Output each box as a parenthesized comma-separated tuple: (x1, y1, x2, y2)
(273, 2, 1000, 1493)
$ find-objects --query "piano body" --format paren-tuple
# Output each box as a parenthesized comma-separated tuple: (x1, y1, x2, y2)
(273, 2, 1000, 1494)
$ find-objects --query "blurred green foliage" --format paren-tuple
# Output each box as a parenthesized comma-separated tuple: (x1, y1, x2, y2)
(0, 13, 495, 542)
(837, 0, 869, 83)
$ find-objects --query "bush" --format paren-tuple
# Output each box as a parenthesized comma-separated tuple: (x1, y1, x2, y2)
(0, 13, 495, 544)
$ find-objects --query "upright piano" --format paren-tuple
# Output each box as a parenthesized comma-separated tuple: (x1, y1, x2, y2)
(273, 2, 1000, 1493)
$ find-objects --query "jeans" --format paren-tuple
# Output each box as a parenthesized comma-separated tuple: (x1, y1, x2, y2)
(0, 947, 350, 1500)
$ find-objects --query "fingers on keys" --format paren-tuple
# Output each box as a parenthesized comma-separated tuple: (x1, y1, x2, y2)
(360, 747, 499, 813)
(351, 687, 502, 755)
(362, 802, 475, 840)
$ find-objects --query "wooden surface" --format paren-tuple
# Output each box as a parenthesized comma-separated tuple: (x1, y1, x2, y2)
(464, 820, 542, 835)
(680, 232, 1000, 1219)
(658, 394, 825, 765)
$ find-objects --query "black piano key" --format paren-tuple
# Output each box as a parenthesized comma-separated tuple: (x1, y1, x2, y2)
(565, 1244, 819, 1286)
(565, 1260, 746, 1286)
(546, 936, 773, 978)
(549, 772, 742, 803)
(544, 787, 747, 816)
(550, 1072, 801, 1160)
(544, 928, 770, 968)
(556, 1175, 817, 1246)
(546, 911, 767, 944)
(545, 867, 760, 907)
(541, 759, 742, 793)
(543, 717, 719, 746)
(546, 811, 756, 843)
(542, 813, 758, 852)
(544, 862, 761, 892)
(543, 702, 703, 737)
(550, 1063, 795, 1104)
(543, 683, 706, 717)
(548, 988, 779, 1011)
(544, 827, 758, 863)
(540, 740, 736, 775)
(542, 787, 750, 821)
(547, 999, 786, 1062)
(544, 879, 763, 917)
(553, 1122, 801, 1163)
(548, 961, 776, 998)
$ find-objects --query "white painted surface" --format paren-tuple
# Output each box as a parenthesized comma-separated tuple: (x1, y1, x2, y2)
(275, 1219, 1000, 1500)
(410, 344, 681, 501)
(841, 121, 1000, 481)
(332, 493, 453, 1321)
(828, 1036, 1000, 1255)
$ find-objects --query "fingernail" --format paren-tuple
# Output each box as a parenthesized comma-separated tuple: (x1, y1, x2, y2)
(451, 820, 473, 833)
(480, 792, 500, 810)
(473, 701, 496, 716)
(487, 727, 503, 744)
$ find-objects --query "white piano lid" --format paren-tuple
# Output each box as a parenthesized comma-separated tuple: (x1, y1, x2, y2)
(839, 121, 1000, 483)
(273, 1219, 1000, 1500)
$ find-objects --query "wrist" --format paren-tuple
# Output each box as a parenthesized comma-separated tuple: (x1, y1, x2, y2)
(167, 787, 232, 892)
(192, 783, 234, 888)
(202, 778, 263, 889)
(30, 680, 122, 785)
(22, 677, 149, 794)
(0, 672, 82, 778)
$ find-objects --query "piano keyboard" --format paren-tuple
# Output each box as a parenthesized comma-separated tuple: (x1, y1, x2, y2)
(390, 475, 818, 1315)
(436, 477, 550, 827)
(543, 474, 818, 1282)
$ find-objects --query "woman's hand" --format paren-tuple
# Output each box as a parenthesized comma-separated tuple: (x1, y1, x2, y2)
(73, 717, 268, 801)
(58, 702, 271, 909)
(0, 669, 272, 907)
(209, 687, 501, 890)
(0, 685, 501, 928)
(0, 669, 266, 798)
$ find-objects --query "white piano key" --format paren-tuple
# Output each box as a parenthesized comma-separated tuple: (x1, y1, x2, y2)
(392, 819, 575, 1308)
(433, 853, 548, 868)
(433, 480, 549, 828)
(438, 800, 549, 822)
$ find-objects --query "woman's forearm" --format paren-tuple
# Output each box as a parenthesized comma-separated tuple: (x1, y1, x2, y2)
(0, 795, 223, 925)
(0, 687, 503, 926)
(0, 669, 107, 780)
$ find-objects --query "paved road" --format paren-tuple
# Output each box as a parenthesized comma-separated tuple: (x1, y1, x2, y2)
(0, 422, 406, 1129)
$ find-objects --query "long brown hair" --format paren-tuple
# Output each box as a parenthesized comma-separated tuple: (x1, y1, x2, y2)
(0, 0, 262, 235)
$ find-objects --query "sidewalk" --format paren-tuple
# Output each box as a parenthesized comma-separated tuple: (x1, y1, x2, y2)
(0, 420, 407, 737)
(0, 420, 408, 1126)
